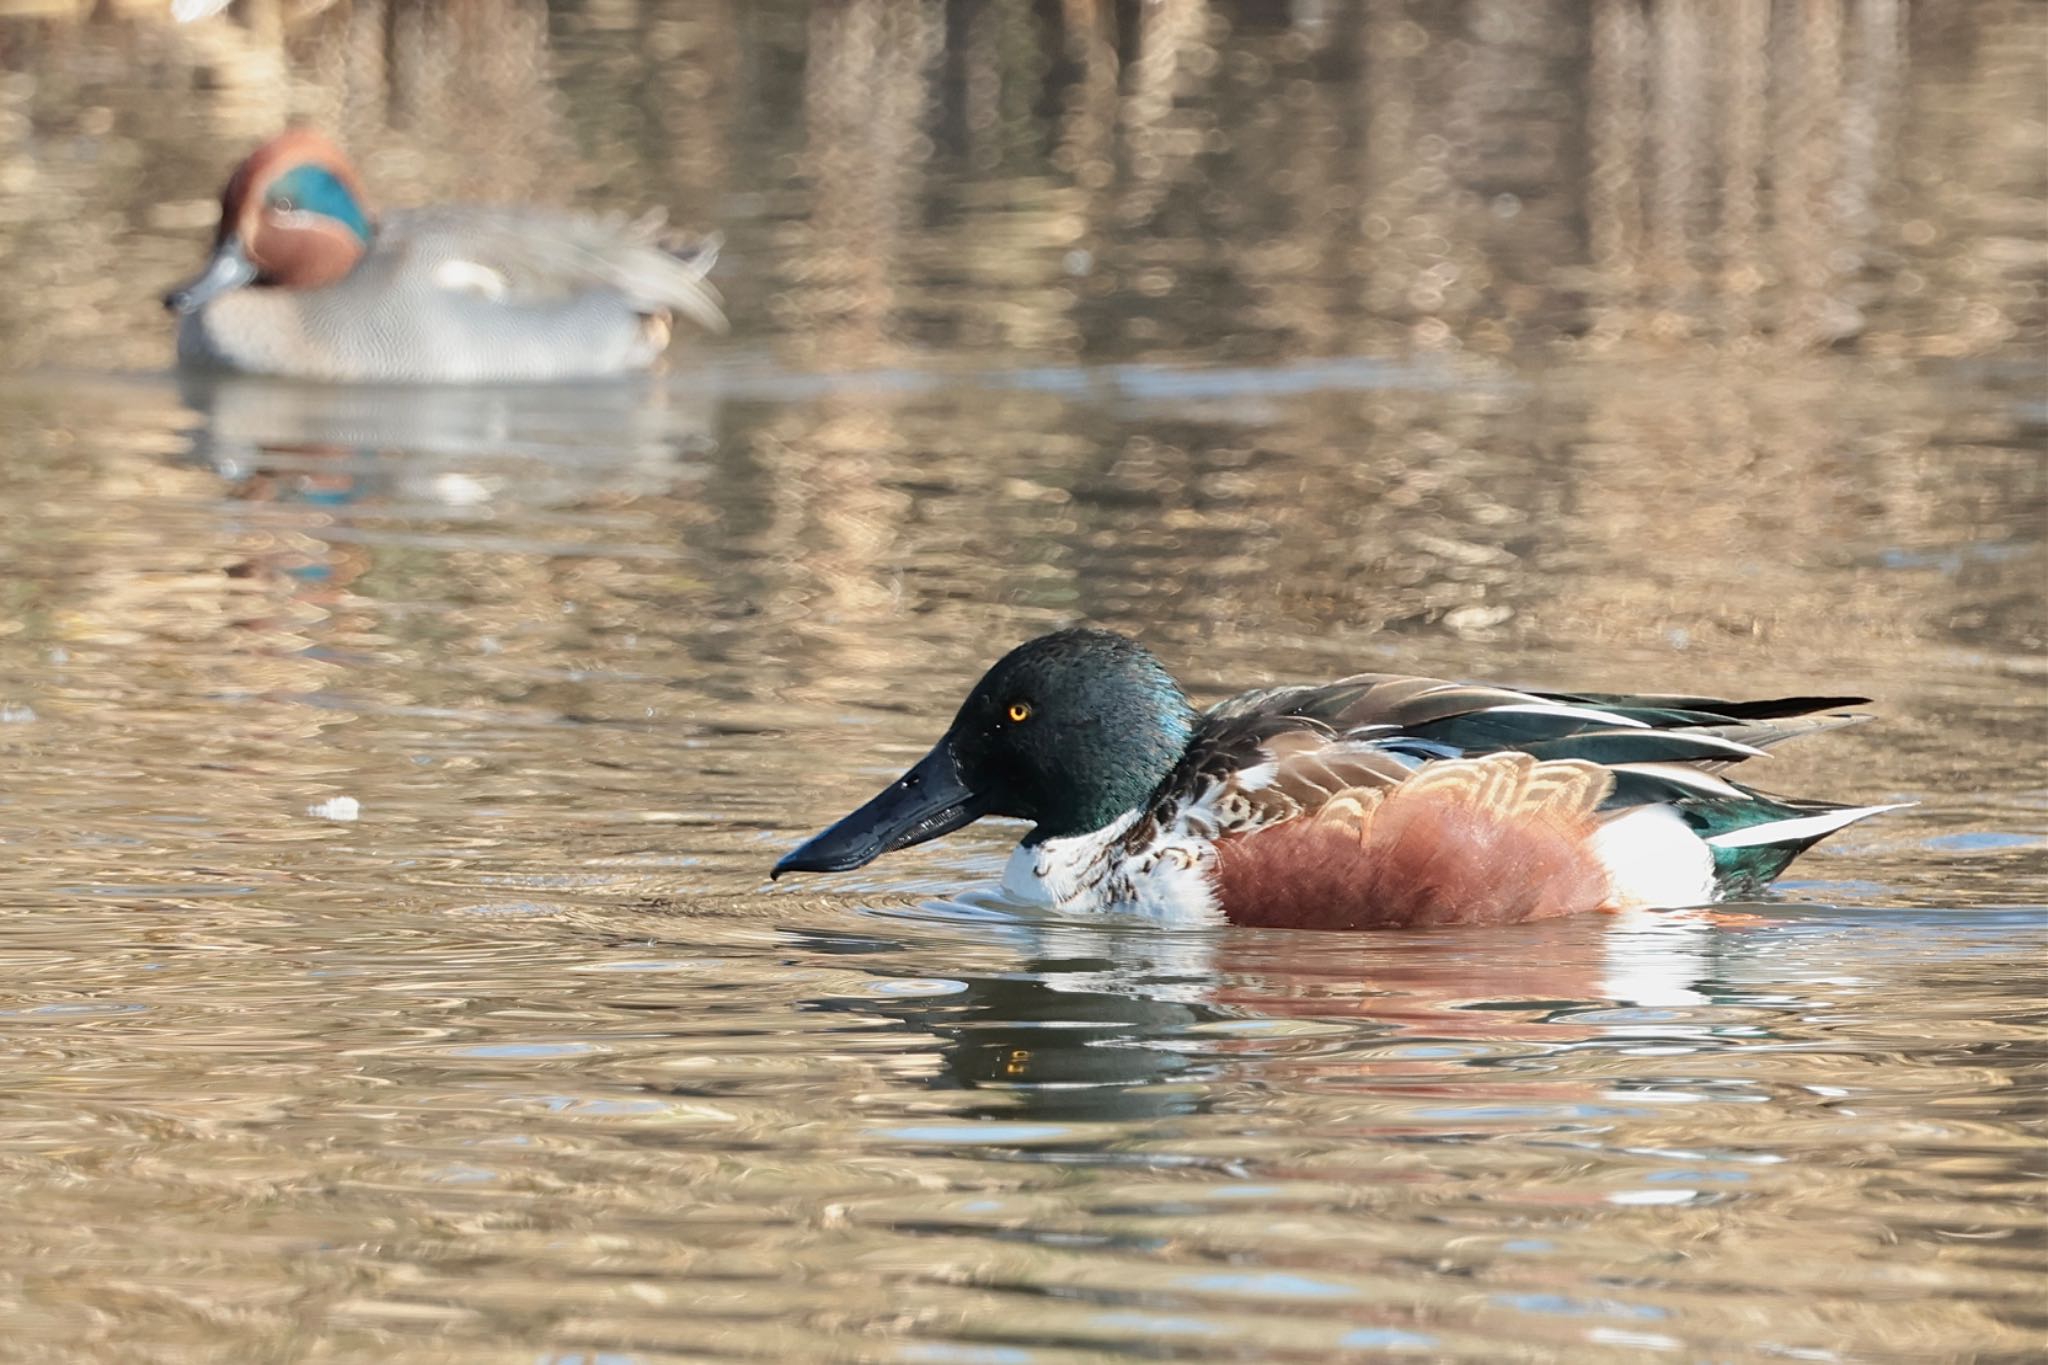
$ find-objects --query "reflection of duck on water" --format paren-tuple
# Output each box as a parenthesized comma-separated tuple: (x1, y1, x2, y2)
(162, 367, 723, 643)
(175, 368, 720, 510)
(794, 904, 1749, 1127)
(814, 944, 1226, 1125)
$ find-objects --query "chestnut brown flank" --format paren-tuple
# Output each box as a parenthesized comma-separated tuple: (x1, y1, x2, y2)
(1212, 755, 1615, 929)
(249, 218, 365, 290)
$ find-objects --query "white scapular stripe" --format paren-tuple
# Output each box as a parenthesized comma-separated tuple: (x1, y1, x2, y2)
(1703, 803, 1911, 849)
(1661, 732, 1773, 758)
(1609, 762, 1751, 799)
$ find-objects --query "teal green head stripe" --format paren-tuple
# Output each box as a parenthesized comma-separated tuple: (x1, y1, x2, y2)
(272, 165, 372, 244)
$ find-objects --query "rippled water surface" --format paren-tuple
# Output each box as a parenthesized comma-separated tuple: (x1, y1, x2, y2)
(2, 2, 2045, 1360)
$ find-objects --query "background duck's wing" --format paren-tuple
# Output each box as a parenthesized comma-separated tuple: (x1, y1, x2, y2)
(375, 207, 726, 333)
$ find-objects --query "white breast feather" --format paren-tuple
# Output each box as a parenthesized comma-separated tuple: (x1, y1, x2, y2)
(1001, 803, 1224, 926)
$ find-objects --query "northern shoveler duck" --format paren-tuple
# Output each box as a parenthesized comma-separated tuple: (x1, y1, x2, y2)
(164, 128, 724, 383)
(772, 629, 1903, 928)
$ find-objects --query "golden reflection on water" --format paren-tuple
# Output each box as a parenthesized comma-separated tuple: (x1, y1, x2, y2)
(0, 348, 2040, 1358)
(1, 0, 2043, 369)
(0, 0, 2043, 1360)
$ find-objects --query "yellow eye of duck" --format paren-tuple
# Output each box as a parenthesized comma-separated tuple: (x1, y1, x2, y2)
(1007, 702, 1032, 724)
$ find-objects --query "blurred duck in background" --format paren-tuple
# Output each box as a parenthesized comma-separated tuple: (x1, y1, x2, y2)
(164, 128, 725, 383)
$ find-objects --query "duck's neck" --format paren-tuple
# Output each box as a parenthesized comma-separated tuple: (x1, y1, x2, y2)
(1023, 708, 1196, 846)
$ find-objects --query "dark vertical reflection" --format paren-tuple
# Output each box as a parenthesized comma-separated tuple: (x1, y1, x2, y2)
(1715, 0, 1769, 337)
(794, 0, 945, 364)
(0, 0, 2039, 365)
(1588, 0, 1648, 341)
(849, 960, 1223, 1123)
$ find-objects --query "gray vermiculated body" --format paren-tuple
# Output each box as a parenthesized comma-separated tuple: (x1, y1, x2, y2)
(177, 206, 718, 383)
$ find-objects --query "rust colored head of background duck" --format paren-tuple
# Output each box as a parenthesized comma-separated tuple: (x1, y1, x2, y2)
(164, 129, 376, 312)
